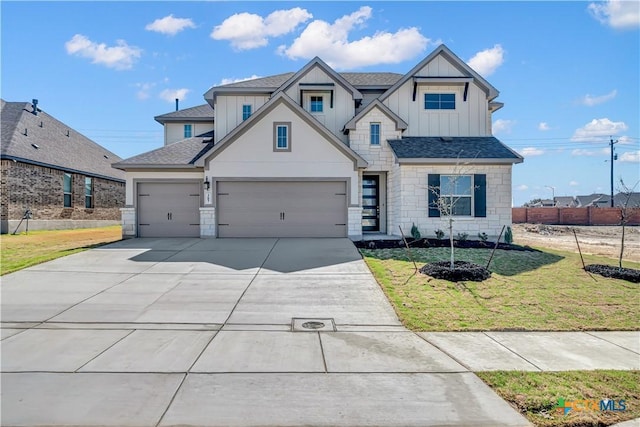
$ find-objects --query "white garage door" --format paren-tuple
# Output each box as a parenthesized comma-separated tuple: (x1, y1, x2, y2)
(217, 181, 347, 238)
(137, 182, 200, 237)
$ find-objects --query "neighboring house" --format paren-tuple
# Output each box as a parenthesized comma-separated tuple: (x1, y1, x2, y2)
(554, 196, 577, 208)
(113, 44, 523, 239)
(1, 99, 125, 234)
(574, 192, 640, 208)
(530, 199, 555, 207)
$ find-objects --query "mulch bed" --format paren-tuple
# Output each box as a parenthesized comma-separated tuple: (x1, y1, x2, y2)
(419, 260, 492, 282)
(355, 238, 536, 252)
(585, 264, 640, 283)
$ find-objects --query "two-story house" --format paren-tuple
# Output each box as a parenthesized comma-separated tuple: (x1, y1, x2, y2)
(113, 45, 523, 239)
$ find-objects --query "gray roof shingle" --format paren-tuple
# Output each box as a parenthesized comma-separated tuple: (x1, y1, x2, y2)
(112, 134, 213, 168)
(1, 99, 125, 181)
(387, 136, 523, 162)
(214, 72, 402, 90)
(154, 103, 214, 123)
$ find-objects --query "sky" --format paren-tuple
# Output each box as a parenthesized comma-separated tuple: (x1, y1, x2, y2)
(1, 1, 639, 206)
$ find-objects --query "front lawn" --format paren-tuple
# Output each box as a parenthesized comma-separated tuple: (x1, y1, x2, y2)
(0, 226, 122, 275)
(361, 246, 639, 331)
(478, 370, 640, 427)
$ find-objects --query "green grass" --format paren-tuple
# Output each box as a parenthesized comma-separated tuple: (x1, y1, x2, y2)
(477, 370, 640, 427)
(361, 246, 639, 331)
(1, 226, 122, 275)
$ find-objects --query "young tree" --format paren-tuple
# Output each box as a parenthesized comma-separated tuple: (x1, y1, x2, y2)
(616, 179, 639, 269)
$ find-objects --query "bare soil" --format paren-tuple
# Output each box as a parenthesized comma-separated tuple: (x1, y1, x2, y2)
(511, 224, 640, 262)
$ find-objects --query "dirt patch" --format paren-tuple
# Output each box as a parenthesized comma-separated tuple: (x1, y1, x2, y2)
(511, 224, 639, 262)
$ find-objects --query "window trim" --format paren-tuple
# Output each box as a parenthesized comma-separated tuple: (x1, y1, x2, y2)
(424, 93, 456, 110)
(310, 95, 324, 113)
(370, 122, 381, 146)
(273, 122, 292, 152)
(439, 174, 473, 217)
(242, 104, 252, 121)
(84, 177, 93, 209)
(63, 173, 73, 208)
(184, 124, 193, 138)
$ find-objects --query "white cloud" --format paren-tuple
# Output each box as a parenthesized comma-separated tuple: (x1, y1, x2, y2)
(493, 118, 515, 134)
(159, 88, 190, 103)
(211, 7, 312, 50)
(65, 34, 142, 70)
(538, 122, 551, 131)
(519, 147, 545, 157)
(569, 180, 579, 187)
(571, 118, 628, 142)
(219, 75, 261, 85)
(516, 184, 529, 191)
(278, 6, 430, 69)
(135, 82, 155, 100)
(145, 14, 196, 36)
(588, 0, 640, 29)
(579, 89, 617, 106)
(571, 148, 609, 156)
(619, 150, 640, 163)
(467, 44, 505, 76)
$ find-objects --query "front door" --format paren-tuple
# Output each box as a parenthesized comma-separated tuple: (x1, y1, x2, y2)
(362, 176, 379, 232)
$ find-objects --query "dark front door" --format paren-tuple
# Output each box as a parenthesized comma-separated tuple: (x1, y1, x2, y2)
(362, 176, 379, 232)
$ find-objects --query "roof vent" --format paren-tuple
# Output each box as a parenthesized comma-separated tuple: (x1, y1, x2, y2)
(39, 121, 43, 128)
(31, 143, 39, 149)
(175, 98, 179, 111)
(32, 99, 38, 116)
(103, 155, 109, 159)
(23, 128, 28, 136)
(66, 130, 70, 137)
(440, 136, 453, 142)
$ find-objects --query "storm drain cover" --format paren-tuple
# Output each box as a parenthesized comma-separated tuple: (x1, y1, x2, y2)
(292, 318, 336, 332)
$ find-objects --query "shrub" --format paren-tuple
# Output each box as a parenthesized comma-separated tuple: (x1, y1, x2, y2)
(478, 232, 489, 242)
(410, 223, 421, 239)
(434, 229, 445, 240)
(456, 232, 469, 242)
(504, 226, 513, 244)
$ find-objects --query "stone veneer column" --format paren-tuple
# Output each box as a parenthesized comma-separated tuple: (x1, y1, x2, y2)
(120, 207, 136, 239)
(348, 206, 362, 240)
(200, 207, 216, 238)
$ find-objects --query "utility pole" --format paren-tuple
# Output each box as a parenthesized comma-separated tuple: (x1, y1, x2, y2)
(610, 137, 618, 207)
(545, 185, 555, 205)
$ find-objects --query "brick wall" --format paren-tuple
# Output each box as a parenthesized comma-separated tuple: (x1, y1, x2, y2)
(512, 207, 640, 226)
(1, 159, 125, 223)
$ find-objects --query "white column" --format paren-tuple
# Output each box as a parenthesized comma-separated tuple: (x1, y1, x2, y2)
(199, 207, 216, 238)
(348, 206, 363, 241)
(120, 207, 136, 239)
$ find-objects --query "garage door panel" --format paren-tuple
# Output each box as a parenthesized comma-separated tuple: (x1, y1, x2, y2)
(217, 181, 346, 238)
(137, 183, 200, 238)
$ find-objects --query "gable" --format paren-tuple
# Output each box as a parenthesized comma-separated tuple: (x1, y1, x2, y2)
(196, 93, 367, 170)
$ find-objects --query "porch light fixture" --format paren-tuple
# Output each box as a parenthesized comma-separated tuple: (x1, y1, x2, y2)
(203, 176, 210, 190)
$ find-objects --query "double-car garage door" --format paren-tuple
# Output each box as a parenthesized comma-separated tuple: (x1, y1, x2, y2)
(218, 181, 347, 238)
(137, 181, 347, 238)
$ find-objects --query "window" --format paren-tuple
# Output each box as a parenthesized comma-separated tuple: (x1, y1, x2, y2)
(310, 96, 323, 113)
(242, 104, 252, 121)
(424, 93, 455, 110)
(184, 124, 192, 138)
(273, 122, 291, 151)
(63, 173, 72, 208)
(85, 177, 93, 209)
(440, 175, 472, 216)
(370, 123, 381, 145)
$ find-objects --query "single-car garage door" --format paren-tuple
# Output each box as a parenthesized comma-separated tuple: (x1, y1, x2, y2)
(137, 182, 200, 237)
(217, 181, 347, 238)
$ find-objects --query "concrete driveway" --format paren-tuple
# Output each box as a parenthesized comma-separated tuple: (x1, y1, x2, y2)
(1, 238, 529, 427)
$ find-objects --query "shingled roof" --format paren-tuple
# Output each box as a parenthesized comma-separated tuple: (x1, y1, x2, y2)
(112, 132, 213, 169)
(387, 137, 523, 164)
(1, 99, 125, 181)
(212, 72, 403, 91)
(154, 103, 214, 124)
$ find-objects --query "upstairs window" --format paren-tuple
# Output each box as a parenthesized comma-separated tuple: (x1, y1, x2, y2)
(424, 93, 456, 110)
(242, 104, 252, 121)
(370, 123, 381, 145)
(310, 96, 324, 113)
(63, 173, 72, 208)
(439, 175, 472, 216)
(184, 124, 192, 138)
(85, 177, 93, 208)
(273, 122, 291, 151)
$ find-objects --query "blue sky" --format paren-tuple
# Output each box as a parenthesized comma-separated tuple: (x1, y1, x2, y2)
(2, 1, 638, 206)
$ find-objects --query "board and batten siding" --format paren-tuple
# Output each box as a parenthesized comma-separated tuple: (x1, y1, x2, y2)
(206, 101, 359, 206)
(283, 65, 355, 144)
(382, 55, 490, 137)
(164, 122, 214, 145)
(214, 95, 270, 143)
